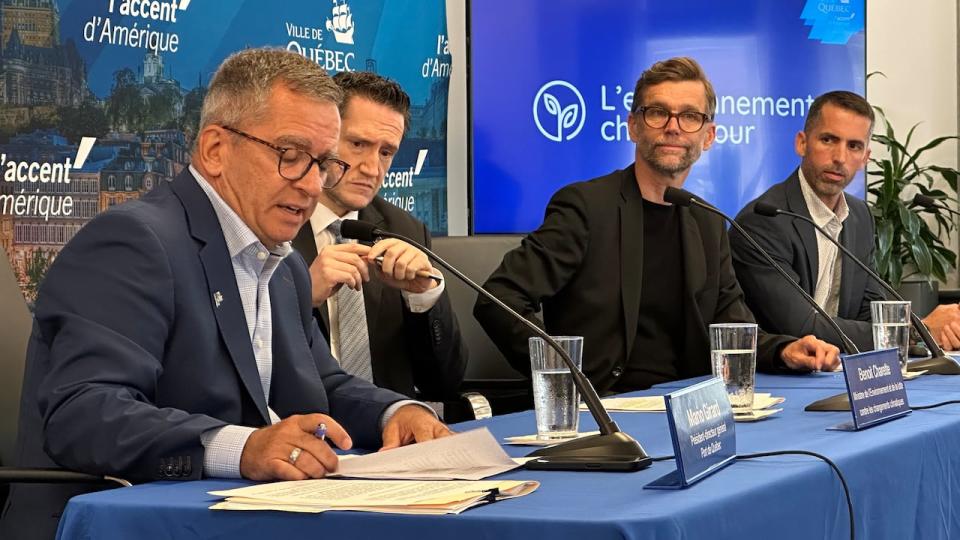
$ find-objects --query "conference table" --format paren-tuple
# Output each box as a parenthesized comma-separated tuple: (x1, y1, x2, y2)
(56, 371, 960, 539)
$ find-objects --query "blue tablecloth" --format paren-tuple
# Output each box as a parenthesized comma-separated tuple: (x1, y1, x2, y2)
(56, 373, 960, 540)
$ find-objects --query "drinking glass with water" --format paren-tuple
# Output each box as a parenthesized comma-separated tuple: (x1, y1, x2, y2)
(709, 323, 758, 412)
(529, 336, 583, 440)
(871, 301, 911, 373)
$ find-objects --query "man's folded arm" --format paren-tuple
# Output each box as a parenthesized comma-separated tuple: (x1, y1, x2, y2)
(474, 185, 590, 376)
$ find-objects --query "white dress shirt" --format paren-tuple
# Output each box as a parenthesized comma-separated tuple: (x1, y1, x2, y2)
(798, 169, 850, 317)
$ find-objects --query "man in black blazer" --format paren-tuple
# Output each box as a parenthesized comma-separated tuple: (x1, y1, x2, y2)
(475, 57, 840, 395)
(293, 72, 466, 404)
(732, 90, 960, 351)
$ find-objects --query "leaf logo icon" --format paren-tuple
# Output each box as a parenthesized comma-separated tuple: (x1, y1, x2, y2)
(533, 81, 586, 142)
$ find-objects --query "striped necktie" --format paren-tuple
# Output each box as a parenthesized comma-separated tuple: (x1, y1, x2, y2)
(327, 220, 373, 381)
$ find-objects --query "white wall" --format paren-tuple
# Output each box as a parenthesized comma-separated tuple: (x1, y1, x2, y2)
(445, 0, 468, 235)
(867, 0, 959, 284)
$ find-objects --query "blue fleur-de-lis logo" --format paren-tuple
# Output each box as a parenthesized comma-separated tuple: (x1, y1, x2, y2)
(533, 80, 586, 142)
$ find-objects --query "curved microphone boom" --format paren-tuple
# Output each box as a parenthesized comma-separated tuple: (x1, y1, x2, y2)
(339, 219, 652, 471)
(753, 201, 960, 377)
(662, 187, 860, 356)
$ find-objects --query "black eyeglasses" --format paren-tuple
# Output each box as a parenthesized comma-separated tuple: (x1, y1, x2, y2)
(221, 125, 350, 188)
(634, 106, 713, 133)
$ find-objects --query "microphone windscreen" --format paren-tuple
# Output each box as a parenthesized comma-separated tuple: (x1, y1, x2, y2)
(753, 202, 781, 217)
(663, 187, 694, 207)
(913, 193, 937, 209)
(340, 219, 379, 242)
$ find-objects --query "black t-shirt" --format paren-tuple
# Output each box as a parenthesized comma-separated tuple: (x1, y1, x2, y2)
(613, 198, 685, 392)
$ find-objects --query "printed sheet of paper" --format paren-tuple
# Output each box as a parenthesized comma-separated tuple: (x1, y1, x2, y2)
(209, 478, 539, 515)
(733, 408, 782, 422)
(579, 393, 784, 412)
(330, 427, 521, 480)
(503, 431, 601, 446)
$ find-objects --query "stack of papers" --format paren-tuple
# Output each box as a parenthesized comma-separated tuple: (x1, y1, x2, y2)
(580, 393, 785, 421)
(209, 478, 539, 514)
(209, 428, 539, 515)
(330, 427, 523, 480)
(503, 431, 600, 446)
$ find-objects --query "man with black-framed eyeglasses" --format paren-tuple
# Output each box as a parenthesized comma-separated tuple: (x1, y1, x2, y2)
(3, 48, 451, 540)
(476, 56, 840, 396)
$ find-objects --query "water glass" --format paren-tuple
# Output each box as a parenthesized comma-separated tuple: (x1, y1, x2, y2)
(709, 323, 758, 412)
(871, 301, 911, 372)
(529, 336, 583, 440)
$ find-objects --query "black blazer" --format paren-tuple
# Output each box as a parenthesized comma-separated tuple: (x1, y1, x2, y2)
(731, 170, 886, 351)
(293, 196, 467, 400)
(474, 166, 794, 394)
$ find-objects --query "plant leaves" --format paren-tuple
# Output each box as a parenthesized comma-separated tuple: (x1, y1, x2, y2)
(910, 240, 934, 277)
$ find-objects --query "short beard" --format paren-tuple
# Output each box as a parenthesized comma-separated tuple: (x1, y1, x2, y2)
(641, 145, 699, 177)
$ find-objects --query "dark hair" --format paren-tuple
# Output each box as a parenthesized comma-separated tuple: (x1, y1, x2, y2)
(332, 71, 411, 133)
(804, 90, 875, 134)
(631, 56, 717, 117)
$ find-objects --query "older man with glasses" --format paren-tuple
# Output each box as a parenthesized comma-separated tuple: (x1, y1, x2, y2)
(1, 48, 449, 540)
(475, 56, 840, 395)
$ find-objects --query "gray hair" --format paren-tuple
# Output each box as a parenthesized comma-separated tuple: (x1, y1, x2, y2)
(199, 48, 342, 131)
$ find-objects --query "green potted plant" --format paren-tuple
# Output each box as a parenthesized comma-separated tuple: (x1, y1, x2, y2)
(868, 105, 960, 315)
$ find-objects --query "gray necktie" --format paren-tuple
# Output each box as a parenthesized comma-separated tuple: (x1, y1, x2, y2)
(328, 220, 373, 381)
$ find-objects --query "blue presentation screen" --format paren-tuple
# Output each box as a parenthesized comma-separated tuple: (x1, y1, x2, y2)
(470, 0, 865, 233)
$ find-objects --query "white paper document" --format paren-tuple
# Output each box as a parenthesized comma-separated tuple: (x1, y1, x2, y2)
(579, 393, 785, 412)
(503, 431, 601, 446)
(330, 427, 521, 480)
(209, 478, 539, 515)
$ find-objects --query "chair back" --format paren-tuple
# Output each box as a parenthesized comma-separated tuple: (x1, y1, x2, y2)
(0, 259, 31, 468)
(432, 235, 527, 379)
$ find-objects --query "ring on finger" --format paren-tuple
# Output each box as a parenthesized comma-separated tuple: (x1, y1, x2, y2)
(288, 447, 302, 465)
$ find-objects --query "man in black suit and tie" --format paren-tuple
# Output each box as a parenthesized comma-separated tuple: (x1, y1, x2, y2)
(475, 57, 840, 395)
(293, 71, 466, 406)
(731, 90, 960, 351)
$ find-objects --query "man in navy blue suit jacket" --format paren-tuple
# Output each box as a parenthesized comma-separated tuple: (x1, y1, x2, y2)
(1, 48, 450, 539)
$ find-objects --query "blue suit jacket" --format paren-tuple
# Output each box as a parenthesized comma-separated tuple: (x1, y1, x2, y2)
(731, 170, 887, 351)
(2, 170, 405, 539)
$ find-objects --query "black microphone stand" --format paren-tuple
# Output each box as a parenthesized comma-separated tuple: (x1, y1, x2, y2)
(340, 220, 652, 471)
(663, 189, 863, 412)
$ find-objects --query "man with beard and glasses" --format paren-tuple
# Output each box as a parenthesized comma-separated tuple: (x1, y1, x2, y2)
(731, 90, 960, 351)
(474, 57, 840, 395)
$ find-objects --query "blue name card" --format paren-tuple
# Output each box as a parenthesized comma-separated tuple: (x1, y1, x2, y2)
(832, 348, 910, 431)
(645, 377, 736, 490)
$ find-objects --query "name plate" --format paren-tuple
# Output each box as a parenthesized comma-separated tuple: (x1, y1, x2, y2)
(832, 348, 910, 431)
(645, 377, 736, 490)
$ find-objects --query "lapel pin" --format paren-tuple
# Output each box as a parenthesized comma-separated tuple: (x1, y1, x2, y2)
(214, 291, 223, 308)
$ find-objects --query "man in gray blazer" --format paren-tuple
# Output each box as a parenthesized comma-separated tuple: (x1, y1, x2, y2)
(732, 90, 960, 351)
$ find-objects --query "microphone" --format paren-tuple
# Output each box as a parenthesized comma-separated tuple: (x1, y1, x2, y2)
(339, 219, 653, 471)
(751, 202, 960, 377)
(913, 193, 960, 217)
(663, 187, 860, 356)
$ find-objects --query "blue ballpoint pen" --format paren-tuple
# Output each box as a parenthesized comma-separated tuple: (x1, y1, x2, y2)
(314, 423, 327, 441)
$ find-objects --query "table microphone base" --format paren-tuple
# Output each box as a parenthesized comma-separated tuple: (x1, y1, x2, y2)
(804, 393, 851, 412)
(907, 354, 960, 375)
(525, 432, 653, 472)
(805, 356, 959, 411)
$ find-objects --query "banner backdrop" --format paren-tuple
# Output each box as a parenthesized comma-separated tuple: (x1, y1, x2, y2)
(0, 0, 451, 305)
